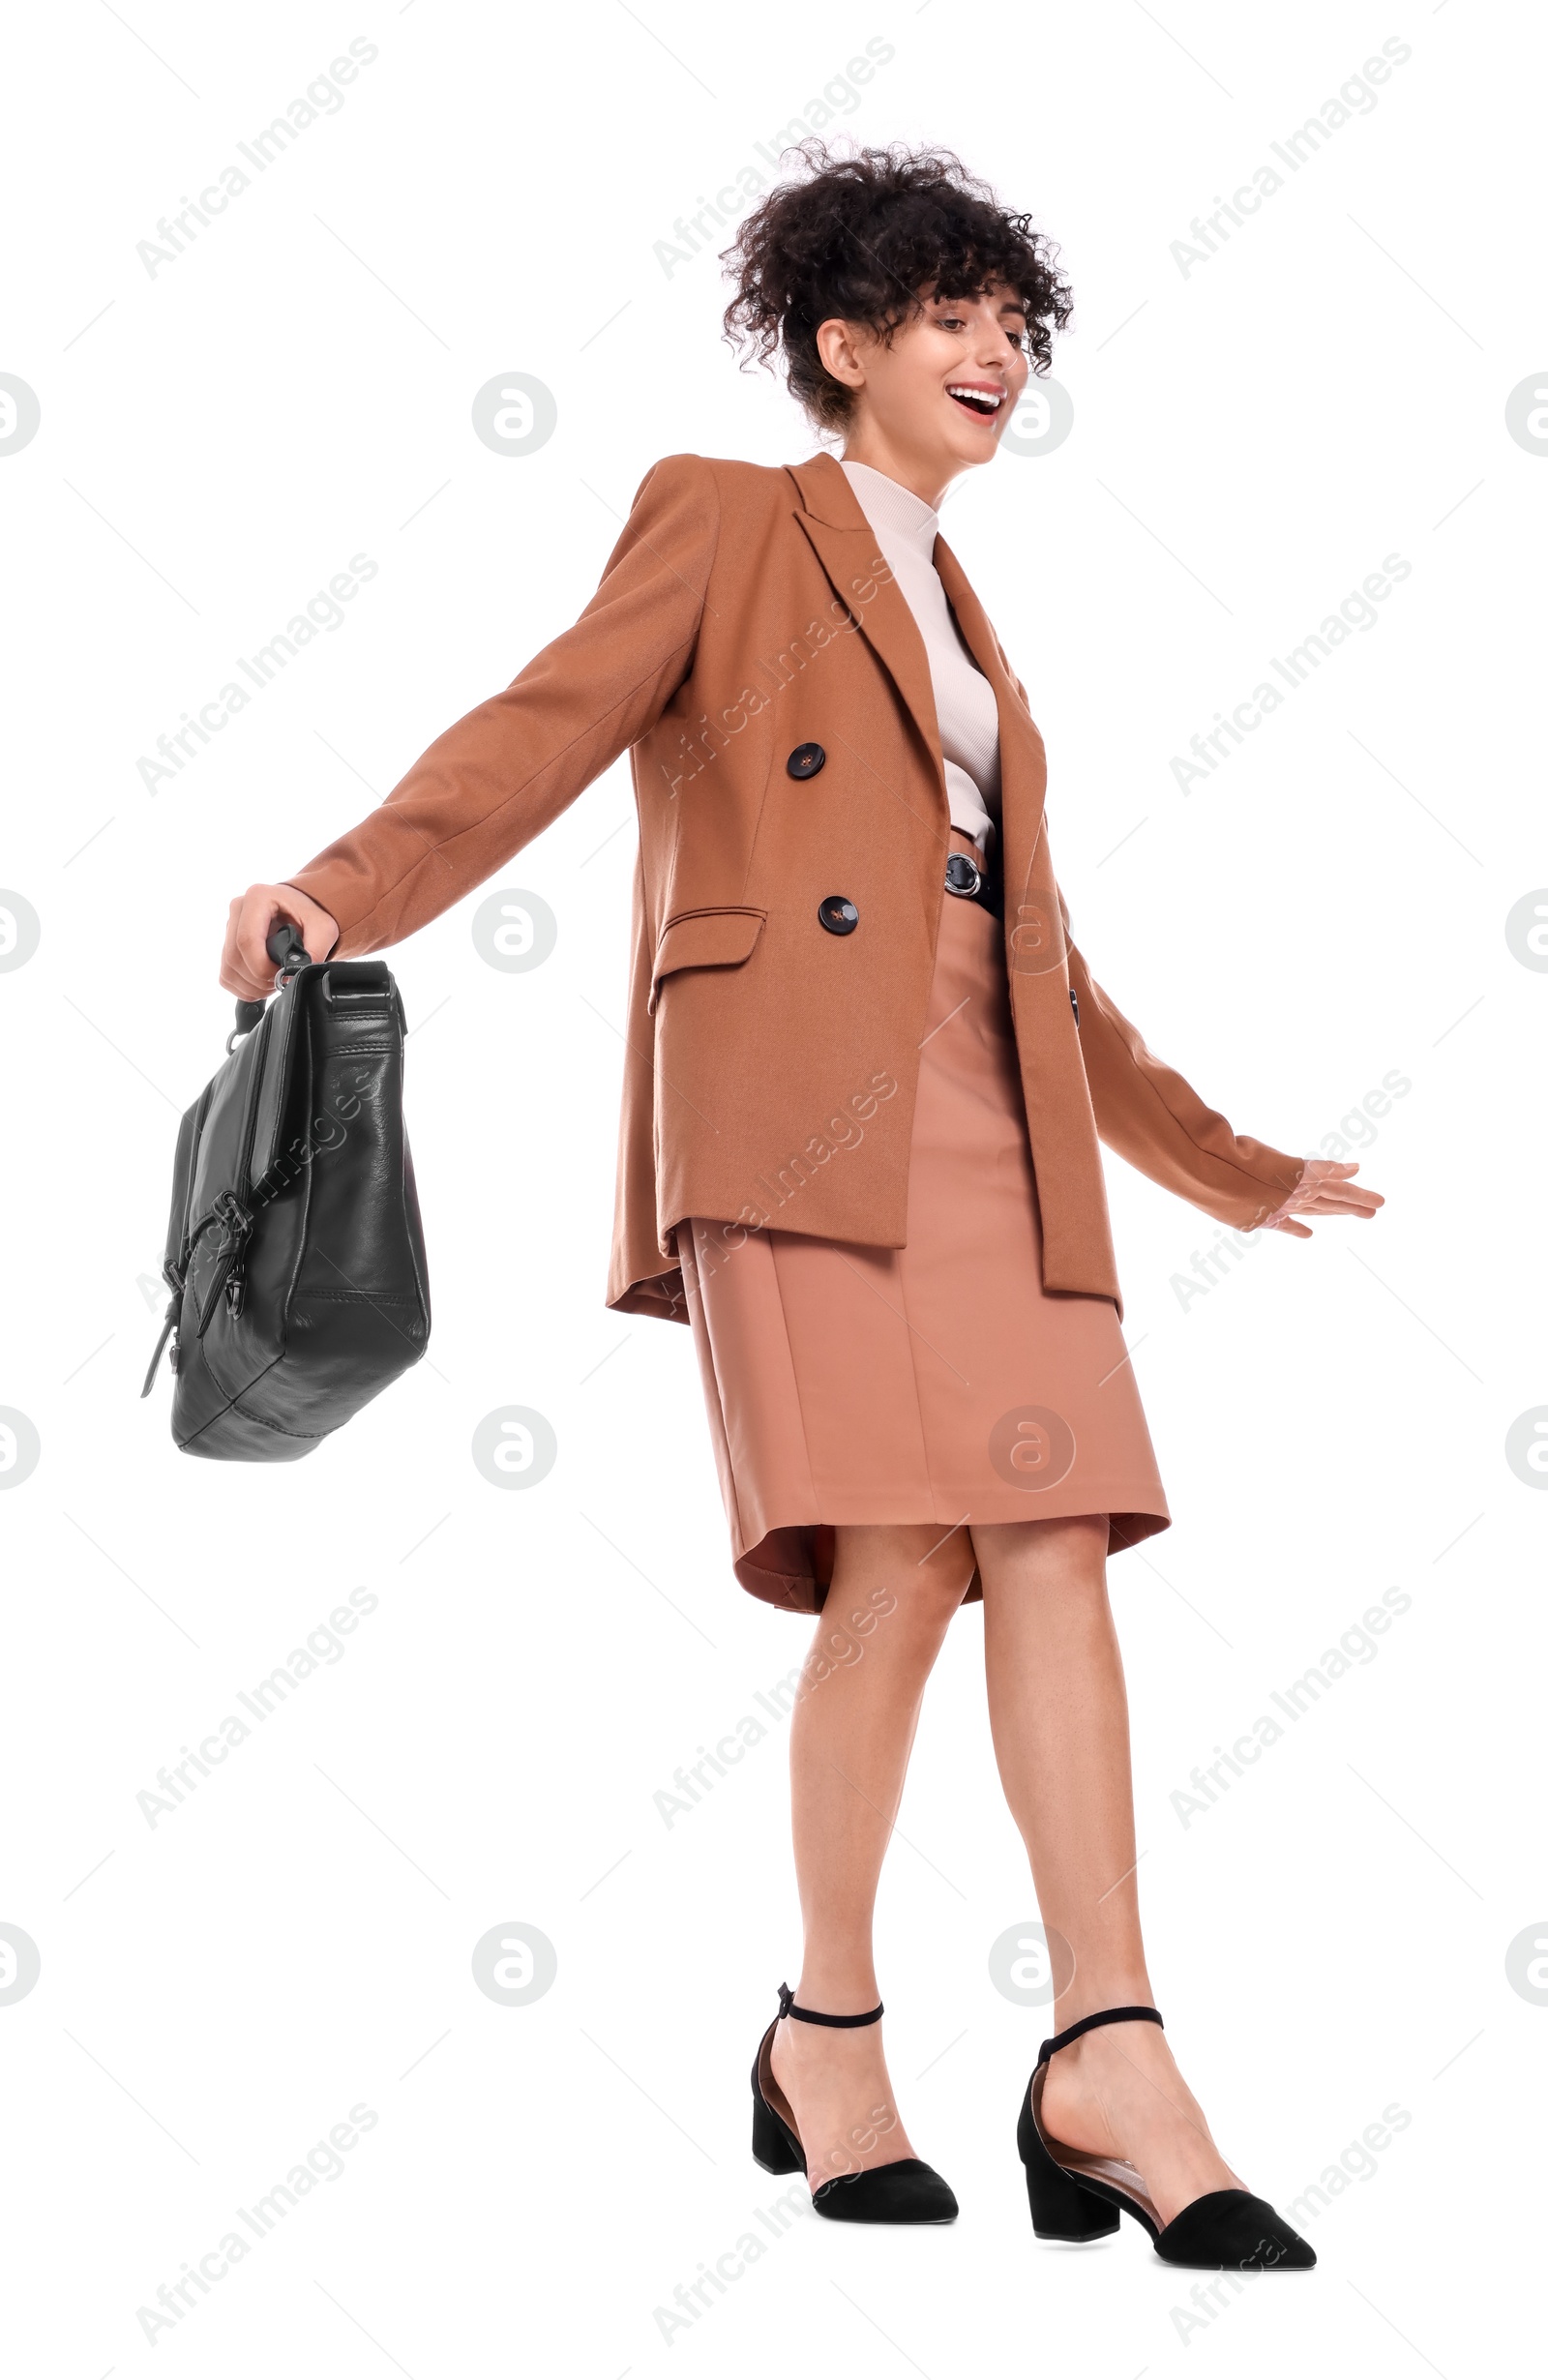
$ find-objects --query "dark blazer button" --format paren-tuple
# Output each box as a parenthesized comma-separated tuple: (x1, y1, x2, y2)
(818, 895, 858, 936)
(787, 741, 826, 780)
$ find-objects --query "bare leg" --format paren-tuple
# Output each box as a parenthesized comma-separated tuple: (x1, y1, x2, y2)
(768, 1520, 973, 2191)
(975, 1514, 1242, 2226)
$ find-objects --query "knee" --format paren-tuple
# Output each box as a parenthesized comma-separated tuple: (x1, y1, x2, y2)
(973, 1513, 1109, 1596)
(830, 1522, 973, 1634)
(838, 1523, 971, 1618)
(908, 1526, 977, 1612)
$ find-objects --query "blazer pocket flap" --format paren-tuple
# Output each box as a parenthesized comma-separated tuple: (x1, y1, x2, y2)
(649, 907, 766, 1013)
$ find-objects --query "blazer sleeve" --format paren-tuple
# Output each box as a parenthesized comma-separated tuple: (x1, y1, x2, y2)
(284, 452, 718, 955)
(1057, 883, 1307, 1233)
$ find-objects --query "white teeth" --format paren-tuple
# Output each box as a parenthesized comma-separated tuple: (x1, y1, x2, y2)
(947, 385, 1002, 410)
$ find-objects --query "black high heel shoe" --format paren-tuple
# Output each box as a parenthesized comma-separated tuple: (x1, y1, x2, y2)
(1016, 2006, 1316, 2270)
(750, 1982, 958, 2224)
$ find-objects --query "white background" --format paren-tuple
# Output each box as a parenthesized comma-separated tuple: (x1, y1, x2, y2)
(2, 1, 1543, 2371)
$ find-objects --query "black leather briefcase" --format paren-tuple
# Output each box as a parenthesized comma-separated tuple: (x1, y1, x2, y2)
(142, 926, 430, 1458)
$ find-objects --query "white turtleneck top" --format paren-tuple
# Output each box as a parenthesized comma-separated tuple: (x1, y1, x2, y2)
(838, 458, 1002, 855)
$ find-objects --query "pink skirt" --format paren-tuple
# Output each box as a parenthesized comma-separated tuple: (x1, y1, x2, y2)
(675, 871, 1171, 1615)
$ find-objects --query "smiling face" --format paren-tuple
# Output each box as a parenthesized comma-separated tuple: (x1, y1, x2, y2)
(815, 283, 1031, 507)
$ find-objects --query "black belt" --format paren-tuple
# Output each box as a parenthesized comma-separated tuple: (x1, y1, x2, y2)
(944, 846, 1001, 919)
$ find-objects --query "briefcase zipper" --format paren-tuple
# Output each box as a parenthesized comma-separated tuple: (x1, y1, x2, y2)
(139, 1294, 180, 1397)
(144, 971, 300, 1394)
(142, 1153, 257, 1390)
(233, 1002, 273, 1206)
(184, 1189, 254, 1336)
(222, 996, 280, 1320)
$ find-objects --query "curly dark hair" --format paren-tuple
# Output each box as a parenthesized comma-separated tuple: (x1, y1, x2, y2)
(721, 141, 1074, 431)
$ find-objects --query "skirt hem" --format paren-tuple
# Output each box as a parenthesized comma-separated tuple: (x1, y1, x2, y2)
(733, 1502, 1173, 1617)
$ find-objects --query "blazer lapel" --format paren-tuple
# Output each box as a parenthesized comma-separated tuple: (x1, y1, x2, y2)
(786, 455, 945, 816)
(786, 454, 1054, 925)
(932, 532, 1050, 905)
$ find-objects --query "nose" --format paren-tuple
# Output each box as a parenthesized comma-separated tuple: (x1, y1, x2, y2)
(974, 317, 1022, 372)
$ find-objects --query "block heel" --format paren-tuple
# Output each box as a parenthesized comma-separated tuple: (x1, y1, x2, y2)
(1016, 2079, 1120, 2238)
(750, 2059, 804, 2174)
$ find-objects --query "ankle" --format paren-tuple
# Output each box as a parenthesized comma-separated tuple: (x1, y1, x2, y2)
(1052, 1980, 1156, 2037)
(790, 1968, 881, 2016)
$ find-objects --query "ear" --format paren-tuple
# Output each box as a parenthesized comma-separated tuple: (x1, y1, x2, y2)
(815, 316, 865, 393)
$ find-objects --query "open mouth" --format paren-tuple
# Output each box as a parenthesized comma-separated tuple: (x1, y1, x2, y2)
(946, 384, 1005, 421)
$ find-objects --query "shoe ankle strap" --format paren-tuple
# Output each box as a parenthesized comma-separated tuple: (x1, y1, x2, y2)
(1038, 2004, 1163, 2067)
(777, 1979, 883, 2028)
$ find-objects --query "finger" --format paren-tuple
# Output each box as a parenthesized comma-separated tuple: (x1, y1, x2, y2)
(1265, 1215, 1313, 1238)
(235, 887, 287, 991)
(219, 897, 247, 994)
(1285, 1177, 1384, 1216)
(223, 937, 272, 1000)
(221, 894, 274, 999)
(1300, 1185, 1385, 1215)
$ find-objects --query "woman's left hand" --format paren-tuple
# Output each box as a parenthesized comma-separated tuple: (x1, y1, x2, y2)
(1261, 1158, 1384, 1238)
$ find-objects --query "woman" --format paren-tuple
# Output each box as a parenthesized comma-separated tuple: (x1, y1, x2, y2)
(221, 146, 1380, 2265)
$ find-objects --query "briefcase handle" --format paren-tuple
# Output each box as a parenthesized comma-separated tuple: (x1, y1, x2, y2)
(230, 922, 313, 1045)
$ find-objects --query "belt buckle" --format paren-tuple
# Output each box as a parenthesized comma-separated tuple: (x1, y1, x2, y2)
(944, 849, 984, 900)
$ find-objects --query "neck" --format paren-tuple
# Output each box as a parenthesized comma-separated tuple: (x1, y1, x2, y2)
(838, 430, 955, 512)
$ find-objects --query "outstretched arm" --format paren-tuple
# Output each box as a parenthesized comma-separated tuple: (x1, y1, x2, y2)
(1058, 887, 1382, 1236)
(220, 453, 718, 996)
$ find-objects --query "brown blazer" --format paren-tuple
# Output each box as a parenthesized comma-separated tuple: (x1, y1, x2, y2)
(288, 450, 1305, 1324)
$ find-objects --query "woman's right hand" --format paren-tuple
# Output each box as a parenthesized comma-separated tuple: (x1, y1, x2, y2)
(221, 883, 340, 1001)
(1260, 1157, 1384, 1236)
